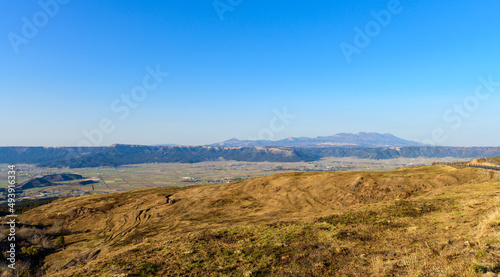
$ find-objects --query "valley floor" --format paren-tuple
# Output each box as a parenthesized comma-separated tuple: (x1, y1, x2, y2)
(0, 157, 461, 201)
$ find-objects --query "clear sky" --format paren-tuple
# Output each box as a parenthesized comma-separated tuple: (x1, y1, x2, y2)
(1, 0, 499, 147)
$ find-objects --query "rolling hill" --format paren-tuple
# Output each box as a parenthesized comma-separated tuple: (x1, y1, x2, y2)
(12, 164, 500, 276)
(17, 173, 84, 190)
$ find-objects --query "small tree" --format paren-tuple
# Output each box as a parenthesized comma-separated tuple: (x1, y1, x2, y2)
(55, 236, 65, 250)
(21, 245, 39, 256)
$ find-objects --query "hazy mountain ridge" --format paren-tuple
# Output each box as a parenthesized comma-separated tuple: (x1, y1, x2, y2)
(211, 132, 425, 147)
(0, 146, 105, 164)
(34, 145, 317, 168)
(3, 145, 500, 168)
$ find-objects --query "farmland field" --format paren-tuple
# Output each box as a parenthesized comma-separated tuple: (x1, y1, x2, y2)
(0, 157, 462, 201)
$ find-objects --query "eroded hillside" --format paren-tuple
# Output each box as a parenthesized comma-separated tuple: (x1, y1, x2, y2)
(9, 165, 500, 276)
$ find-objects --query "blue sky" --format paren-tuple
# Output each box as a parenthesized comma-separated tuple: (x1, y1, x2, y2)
(1, 0, 499, 146)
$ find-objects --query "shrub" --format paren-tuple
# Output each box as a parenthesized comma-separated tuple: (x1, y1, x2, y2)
(21, 245, 39, 257)
(55, 236, 65, 249)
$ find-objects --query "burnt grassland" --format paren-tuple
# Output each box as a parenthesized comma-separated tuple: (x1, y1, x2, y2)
(3, 165, 500, 276)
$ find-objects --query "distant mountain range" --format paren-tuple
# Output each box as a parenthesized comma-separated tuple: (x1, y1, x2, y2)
(2, 144, 500, 168)
(1, 133, 499, 168)
(211, 132, 425, 147)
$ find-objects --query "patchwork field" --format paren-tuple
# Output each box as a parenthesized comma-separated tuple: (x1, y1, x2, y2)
(0, 157, 462, 201)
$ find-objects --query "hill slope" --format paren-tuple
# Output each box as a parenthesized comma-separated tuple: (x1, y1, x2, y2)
(17, 173, 84, 190)
(14, 165, 500, 276)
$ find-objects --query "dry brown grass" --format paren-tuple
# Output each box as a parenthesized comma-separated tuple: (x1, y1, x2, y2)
(14, 165, 500, 276)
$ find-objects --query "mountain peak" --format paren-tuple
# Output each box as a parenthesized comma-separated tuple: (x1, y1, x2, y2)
(211, 132, 423, 147)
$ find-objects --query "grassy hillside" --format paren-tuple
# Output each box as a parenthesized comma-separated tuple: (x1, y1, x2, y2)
(4, 165, 500, 276)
